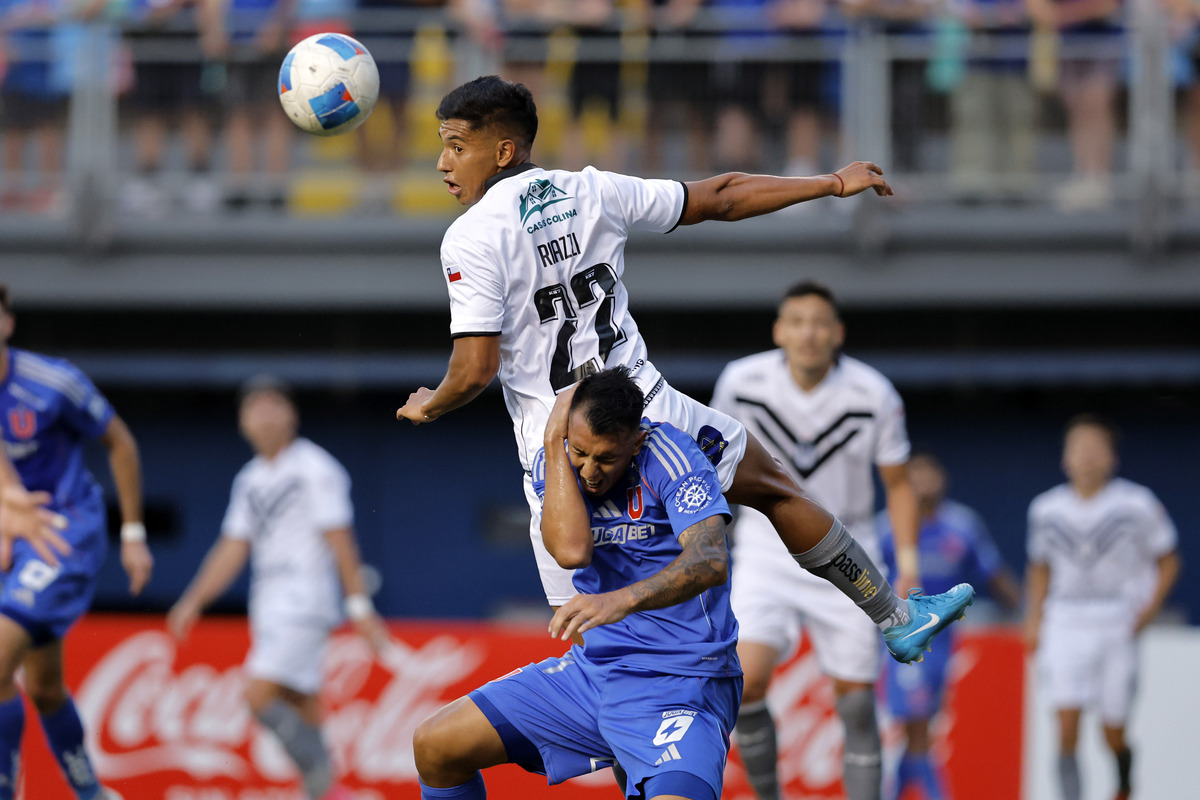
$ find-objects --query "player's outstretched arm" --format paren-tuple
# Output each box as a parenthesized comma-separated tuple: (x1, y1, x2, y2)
(397, 335, 500, 425)
(0, 452, 70, 569)
(167, 537, 251, 642)
(679, 161, 893, 225)
(100, 415, 154, 596)
(549, 514, 729, 641)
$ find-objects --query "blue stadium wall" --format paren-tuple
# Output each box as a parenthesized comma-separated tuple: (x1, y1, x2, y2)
(83, 388, 1199, 625)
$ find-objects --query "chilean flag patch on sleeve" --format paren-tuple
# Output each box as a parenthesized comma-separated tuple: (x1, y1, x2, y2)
(446, 266, 462, 283)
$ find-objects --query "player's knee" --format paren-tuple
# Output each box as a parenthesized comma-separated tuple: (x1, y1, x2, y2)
(412, 713, 457, 780)
(24, 678, 67, 715)
(740, 672, 771, 705)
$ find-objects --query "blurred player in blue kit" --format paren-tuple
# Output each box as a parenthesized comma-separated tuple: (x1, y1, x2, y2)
(877, 452, 1021, 800)
(0, 282, 153, 800)
(412, 367, 741, 800)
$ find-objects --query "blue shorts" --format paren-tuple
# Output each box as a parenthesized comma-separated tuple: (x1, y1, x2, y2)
(470, 646, 741, 800)
(884, 631, 954, 721)
(0, 502, 107, 646)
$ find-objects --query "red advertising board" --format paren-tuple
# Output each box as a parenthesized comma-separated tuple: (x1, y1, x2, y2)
(22, 617, 1022, 800)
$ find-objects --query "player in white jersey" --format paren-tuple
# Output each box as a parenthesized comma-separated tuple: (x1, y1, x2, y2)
(711, 281, 920, 800)
(168, 377, 388, 800)
(396, 78, 972, 683)
(1025, 414, 1180, 800)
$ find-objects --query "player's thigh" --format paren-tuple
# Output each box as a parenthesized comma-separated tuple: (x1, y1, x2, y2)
(600, 668, 740, 800)
(0, 526, 104, 651)
(1098, 626, 1138, 726)
(245, 618, 330, 696)
(1038, 618, 1102, 711)
(643, 383, 747, 492)
(524, 474, 579, 606)
(801, 577, 881, 684)
(468, 649, 611, 783)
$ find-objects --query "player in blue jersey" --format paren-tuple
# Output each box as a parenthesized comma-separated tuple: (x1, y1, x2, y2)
(877, 452, 1021, 800)
(413, 367, 741, 800)
(0, 283, 153, 800)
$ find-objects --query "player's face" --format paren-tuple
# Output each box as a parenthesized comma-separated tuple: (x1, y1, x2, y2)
(908, 457, 946, 505)
(437, 118, 507, 207)
(566, 409, 646, 497)
(239, 391, 298, 457)
(773, 295, 844, 374)
(1062, 424, 1117, 487)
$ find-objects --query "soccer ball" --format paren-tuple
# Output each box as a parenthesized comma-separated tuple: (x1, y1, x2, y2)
(278, 33, 379, 136)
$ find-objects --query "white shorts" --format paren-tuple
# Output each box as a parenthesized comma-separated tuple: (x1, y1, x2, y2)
(527, 374, 749, 606)
(245, 617, 332, 695)
(730, 506, 881, 683)
(1038, 604, 1138, 725)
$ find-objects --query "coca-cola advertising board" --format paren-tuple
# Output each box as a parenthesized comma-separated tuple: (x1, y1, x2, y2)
(22, 616, 1022, 799)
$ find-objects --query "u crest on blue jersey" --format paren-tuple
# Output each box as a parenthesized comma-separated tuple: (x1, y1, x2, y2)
(7, 409, 36, 440)
(627, 486, 644, 520)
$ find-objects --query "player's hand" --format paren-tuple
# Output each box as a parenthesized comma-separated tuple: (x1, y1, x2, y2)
(895, 570, 920, 598)
(167, 599, 201, 643)
(0, 485, 71, 570)
(121, 540, 154, 596)
(832, 161, 893, 198)
(353, 612, 392, 655)
(397, 387, 437, 425)
(549, 589, 635, 641)
(544, 385, 578, 445)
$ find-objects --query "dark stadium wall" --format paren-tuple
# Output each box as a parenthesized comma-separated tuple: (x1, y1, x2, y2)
(81, 387, 1198, 625)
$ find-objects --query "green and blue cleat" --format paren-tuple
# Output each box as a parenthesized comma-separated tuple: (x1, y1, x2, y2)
(883, 583, 976, 664)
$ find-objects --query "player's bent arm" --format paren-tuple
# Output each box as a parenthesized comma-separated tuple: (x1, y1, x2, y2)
(879, 462, 920, 587)
(625, 514, 730, 612)
(99, 416, 144, 533)
(540, 443, 593, 570)
(175, 536, 251, 613)
(421, 335, 501, 421)
(1137, 550, 1181, 632)
(1023, 561, 1050, 651)
(987, 568, 1024, 612)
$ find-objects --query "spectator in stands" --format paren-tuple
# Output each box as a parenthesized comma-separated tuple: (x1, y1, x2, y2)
(641, 0, 712, 175)
(202, 0, 298, 209)
(1025, 0, 1123, 212)
(709, 0, 781, 172)
(120, 0, 220, 216)
(0, 0, 72, 215)
(942, 0, 1037, 201)
(840, 0, 936, 173)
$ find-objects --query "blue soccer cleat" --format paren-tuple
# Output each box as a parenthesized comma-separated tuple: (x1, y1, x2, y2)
(883, 583, 976, 664)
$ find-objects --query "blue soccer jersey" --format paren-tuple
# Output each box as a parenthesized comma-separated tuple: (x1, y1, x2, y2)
(532, 420, 739, 678)
(878, 499, 1003, 597)
(0, 347, 113, 520)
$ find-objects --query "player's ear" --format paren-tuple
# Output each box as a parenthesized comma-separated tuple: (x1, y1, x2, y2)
(632, 429, 647, 455)
(496, 138, 516, 169)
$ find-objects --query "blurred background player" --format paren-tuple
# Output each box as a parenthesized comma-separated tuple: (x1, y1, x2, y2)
(877, 451, 1022, 800)
(710, 279, 921, 800)
(1025, 414, 1181, 800)
(202, 0, 297, 209)
(119, 0, 220, 216)
(167, 375, 388, 800)
(0, 281, 153, 800)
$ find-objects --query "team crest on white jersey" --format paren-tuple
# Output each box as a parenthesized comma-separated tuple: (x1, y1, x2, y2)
(673, 476, 714, 514)
(519, 179, 572, 223)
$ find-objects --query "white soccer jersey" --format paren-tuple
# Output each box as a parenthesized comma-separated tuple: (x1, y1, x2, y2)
(711, 351, 911, 540)
(1027, 477, 1177, 613)
(441, 163, 685, 469)
(222, 437, 353, 628)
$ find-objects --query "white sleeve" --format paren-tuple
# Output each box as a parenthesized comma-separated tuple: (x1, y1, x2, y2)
(599, 170, 686, 234)
(443, 234, 507, 337)
(221, 472, 254, 541)
(873, 381, 911, 466)
(311, 459, 354, 532)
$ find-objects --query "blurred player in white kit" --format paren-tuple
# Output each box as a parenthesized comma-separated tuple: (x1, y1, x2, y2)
(1025, 414, 1180, 800)
(711, 280, 920, 800)
(168, 376, 388, 800)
